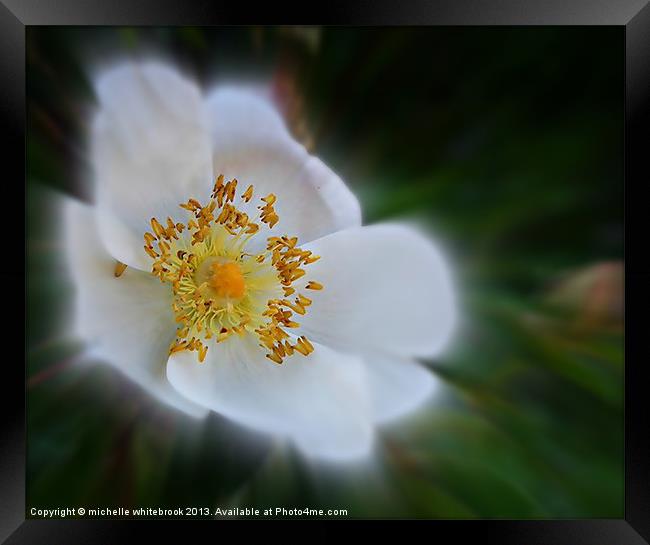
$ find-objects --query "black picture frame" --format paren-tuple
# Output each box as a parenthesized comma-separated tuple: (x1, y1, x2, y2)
(7, 1, 649, 542)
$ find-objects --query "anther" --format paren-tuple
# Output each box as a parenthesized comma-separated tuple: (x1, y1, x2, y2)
(114, 261, 128, 277)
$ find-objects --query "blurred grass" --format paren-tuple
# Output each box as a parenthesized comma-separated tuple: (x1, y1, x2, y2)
(26, 26, 623, 518)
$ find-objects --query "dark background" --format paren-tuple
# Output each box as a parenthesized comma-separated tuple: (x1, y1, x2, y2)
(26, 26, 623, 518)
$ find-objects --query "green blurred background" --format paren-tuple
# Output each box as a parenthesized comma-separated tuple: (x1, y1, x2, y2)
(26, 27, 623, 518)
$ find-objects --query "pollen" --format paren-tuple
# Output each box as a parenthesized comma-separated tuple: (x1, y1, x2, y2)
(140, 174, 323, 365)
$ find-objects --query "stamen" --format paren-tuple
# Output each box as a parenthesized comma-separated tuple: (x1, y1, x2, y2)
(150, 218, 166, 239)
(114, 261, 128, 277)
(143, 174, 322, 365)
(297, 294, 312, 307)
(241, 184, 254, 202)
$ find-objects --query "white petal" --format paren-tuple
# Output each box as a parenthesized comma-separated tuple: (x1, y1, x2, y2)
(205, 86, 361, 246)
(91, 61, 213, 269)
(297, 224, 457, 358)
(204, 85, 292, 141)
(166, 335, 374, 461)
(63, 196, 208, 418)
(363, 354, 437, 424)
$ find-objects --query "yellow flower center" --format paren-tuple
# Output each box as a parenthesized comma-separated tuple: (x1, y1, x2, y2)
(137, 174, 323, 365)
(197, 258, 246, 300)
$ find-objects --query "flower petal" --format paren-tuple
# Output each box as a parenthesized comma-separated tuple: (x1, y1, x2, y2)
(63, 196, 208, 418)
(166, 335, 374, 461)
(296, 224, 457, 358)
(205, 85, 293, 142)
(205, 86, 361, 246)
(362, 354, 437, 424)
(92, 61, 213, 269)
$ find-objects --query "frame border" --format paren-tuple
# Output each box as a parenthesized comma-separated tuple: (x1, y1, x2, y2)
(8, 1, 649, 542)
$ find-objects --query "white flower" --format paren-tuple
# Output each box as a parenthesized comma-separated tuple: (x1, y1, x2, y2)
(62, 60, 456, 462)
